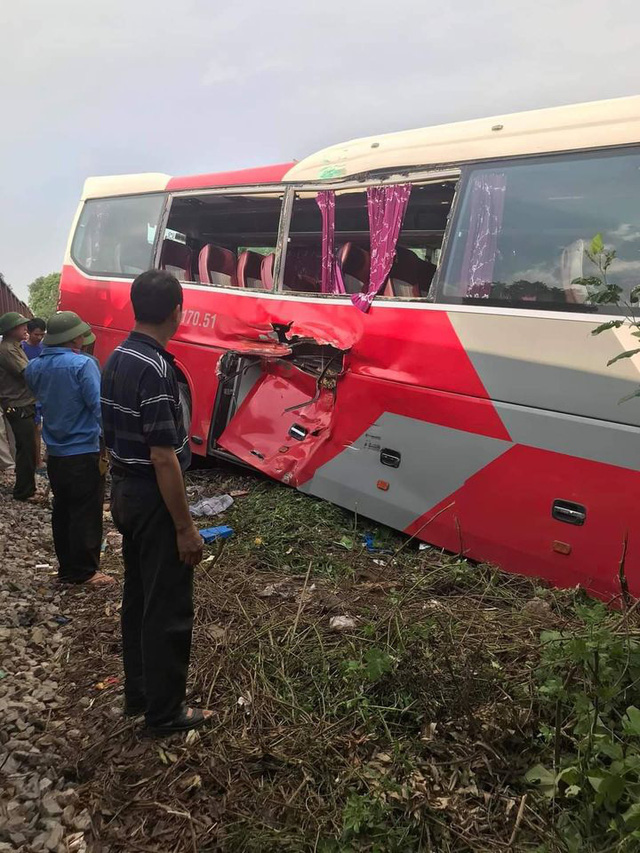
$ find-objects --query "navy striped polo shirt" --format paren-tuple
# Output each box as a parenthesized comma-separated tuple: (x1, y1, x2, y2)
(101, 332, 191, 478)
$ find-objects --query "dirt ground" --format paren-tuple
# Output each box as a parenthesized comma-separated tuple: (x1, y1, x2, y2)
(1, 464, 591, 852)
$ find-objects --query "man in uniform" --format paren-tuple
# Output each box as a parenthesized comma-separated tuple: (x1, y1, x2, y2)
(101, 270, 210, 735)
(0, 312, 37, 500)
(22, 318, 46, 469)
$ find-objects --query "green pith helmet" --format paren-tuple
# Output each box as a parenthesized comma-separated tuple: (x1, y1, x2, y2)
(0, 312, 29, 336)
(43, 311, 91, 347)
(83, 330, 96, 346)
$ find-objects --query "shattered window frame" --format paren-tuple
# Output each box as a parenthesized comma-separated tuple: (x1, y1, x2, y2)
(275, 169, 461, 300)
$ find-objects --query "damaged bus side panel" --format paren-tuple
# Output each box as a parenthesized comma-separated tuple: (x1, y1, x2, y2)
(212, 335, 347, 486)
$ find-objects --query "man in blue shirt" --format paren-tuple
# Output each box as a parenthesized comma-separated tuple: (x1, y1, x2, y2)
(26, 312, 114, 586)
(21, 318, 45, 360)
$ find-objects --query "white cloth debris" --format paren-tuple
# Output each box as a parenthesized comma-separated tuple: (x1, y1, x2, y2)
(188, 494, 234, 517)
(237, 695, 252, 713)
(329, 615, 357, 632)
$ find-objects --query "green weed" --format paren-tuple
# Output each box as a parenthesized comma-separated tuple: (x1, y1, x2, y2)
(527, 598, 640, 851)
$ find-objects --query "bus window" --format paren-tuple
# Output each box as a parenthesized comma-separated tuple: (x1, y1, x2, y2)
(71, 193, 166, 278)
(284, 190, 369, 295)
(284, 181, 456, 299)
(162, 193, 283, 288)
(385, 181, 456, 298)
(438, 148, 640, 313)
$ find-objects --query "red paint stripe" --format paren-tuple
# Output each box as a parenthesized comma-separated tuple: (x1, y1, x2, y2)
(405, 444, 640, 600)
(166, 163, 296, 191)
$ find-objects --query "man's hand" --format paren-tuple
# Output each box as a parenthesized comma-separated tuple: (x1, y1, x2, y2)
(176, 522, 203, 567)
(149, 445, 203, 568)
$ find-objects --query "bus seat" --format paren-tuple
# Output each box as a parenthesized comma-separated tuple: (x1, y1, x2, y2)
(419, 259, 437, 297)
(160, 240, 193, 281)
(283, 247, 322, 292)
(260, 253, 275, 290)
(237, 251, 265, 289)
(384, 247, 434, 297)
(338, 243, 370, 294)
(198, 244, 236, 287)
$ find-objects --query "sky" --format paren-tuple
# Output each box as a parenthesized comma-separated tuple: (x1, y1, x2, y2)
(1, 0, 638, 301)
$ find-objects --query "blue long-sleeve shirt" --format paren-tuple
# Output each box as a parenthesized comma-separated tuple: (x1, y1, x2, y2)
(25, 348, 101, 457)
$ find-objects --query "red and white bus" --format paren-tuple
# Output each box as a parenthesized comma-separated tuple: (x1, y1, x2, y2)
(60, 95, 640, 600)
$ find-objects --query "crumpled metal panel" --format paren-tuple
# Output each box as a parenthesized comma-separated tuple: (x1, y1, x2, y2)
(217, 362, 336, 486)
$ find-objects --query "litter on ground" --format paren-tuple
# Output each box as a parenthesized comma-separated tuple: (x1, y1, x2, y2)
(198, 524, 234, 543)
(188, 494, 234, 517)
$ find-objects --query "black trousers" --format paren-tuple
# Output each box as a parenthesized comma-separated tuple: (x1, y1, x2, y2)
(48, 453, 104, 583)
(111, 474, 194, 727)
(5, 407, 36, 501)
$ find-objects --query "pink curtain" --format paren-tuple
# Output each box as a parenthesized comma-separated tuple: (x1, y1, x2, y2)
(351, 184, 412, 312)
(460, 172, 506, 298)
(316, 192, 343, 294)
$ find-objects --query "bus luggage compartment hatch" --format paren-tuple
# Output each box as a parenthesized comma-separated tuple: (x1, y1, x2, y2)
(214, 342, 345, 486)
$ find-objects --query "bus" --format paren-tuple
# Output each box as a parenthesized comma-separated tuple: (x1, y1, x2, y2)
(60, 95, 640, 600)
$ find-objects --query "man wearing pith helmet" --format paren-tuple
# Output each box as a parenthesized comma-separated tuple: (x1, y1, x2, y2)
(0, 311, 37, 501)
(25, 312, 114, 585)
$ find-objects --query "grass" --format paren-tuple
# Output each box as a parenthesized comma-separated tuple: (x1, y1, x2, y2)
(58, 465, 628, 852)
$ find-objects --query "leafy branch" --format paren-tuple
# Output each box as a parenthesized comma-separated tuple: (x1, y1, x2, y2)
(578, 234, 640, 403)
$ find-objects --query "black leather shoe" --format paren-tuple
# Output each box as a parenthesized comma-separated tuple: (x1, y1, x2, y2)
(124, 700, 146, 717)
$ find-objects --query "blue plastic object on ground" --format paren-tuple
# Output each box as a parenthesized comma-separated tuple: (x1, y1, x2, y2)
(362, 532, 392, 555)
(199, 525, 234, 544)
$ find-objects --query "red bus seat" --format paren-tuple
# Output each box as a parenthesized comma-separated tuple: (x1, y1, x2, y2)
(160, 240, 193, 281)
(237, 251, 266, 289)
(260, 253, 275, 290)
(198, 245, 236, 287)
(338, 243, 370, 294)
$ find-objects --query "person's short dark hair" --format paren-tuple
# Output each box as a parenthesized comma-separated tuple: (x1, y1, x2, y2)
(27, 318, 46, 332)
(130, 270, 183, 324)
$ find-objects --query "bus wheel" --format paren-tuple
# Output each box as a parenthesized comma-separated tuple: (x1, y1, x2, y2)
(178, 382, 192, 436)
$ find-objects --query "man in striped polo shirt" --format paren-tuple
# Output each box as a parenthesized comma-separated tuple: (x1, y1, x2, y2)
(101, 270, 210, 736)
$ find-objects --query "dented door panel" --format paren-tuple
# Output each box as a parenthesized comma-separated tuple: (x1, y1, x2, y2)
(217, 360, 339, 486)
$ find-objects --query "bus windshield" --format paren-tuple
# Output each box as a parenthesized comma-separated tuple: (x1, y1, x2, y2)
(71, 193, 166, 278)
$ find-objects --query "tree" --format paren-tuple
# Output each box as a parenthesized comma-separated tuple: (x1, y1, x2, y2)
(28, 272, 60, 319)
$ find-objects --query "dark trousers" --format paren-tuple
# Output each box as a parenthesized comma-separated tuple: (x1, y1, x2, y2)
(111, 474, 194, 727)
(5, 408, 36, 501)
(48, 453, 104, 583)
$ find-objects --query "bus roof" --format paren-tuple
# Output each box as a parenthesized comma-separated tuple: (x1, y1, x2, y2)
(81, 163, 295, 200)
(81, 96, 640, 199)
(284, 95, 640, 181)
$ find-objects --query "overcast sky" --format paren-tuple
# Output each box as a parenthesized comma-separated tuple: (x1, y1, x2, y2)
(1, 0, 638, 300)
